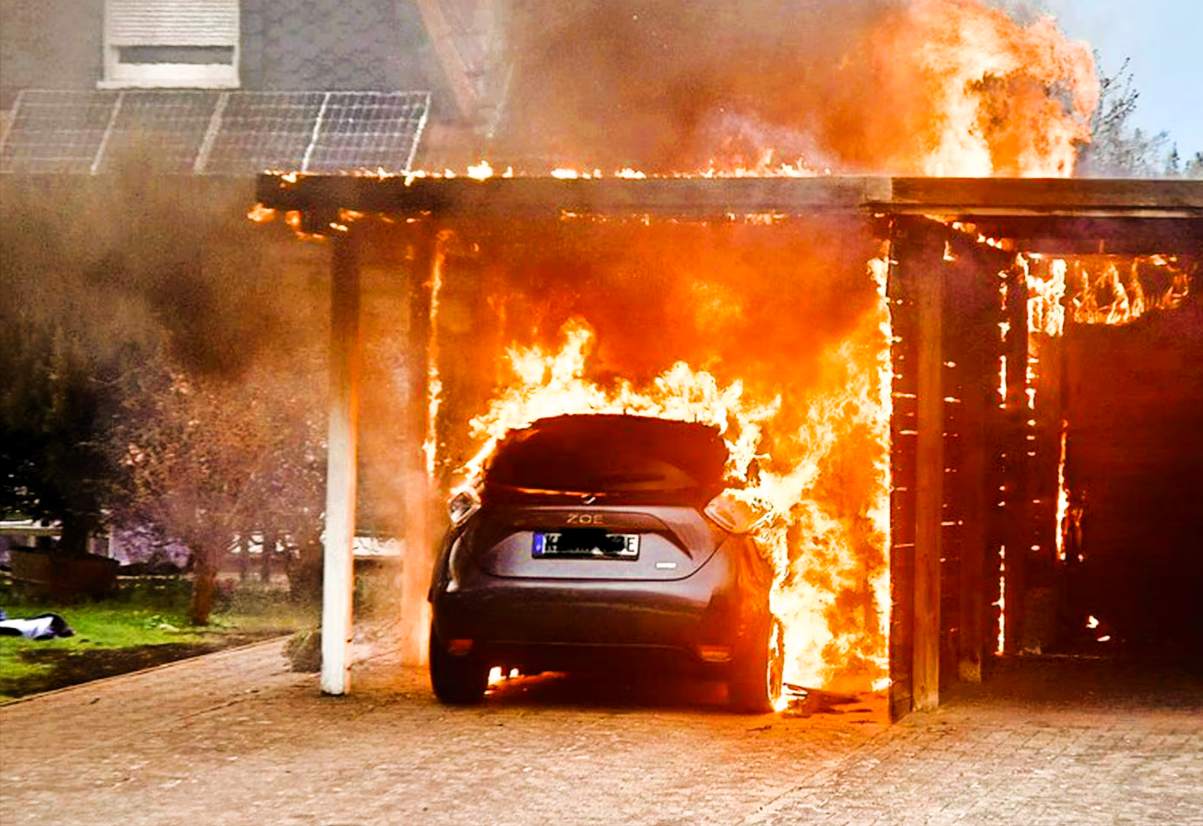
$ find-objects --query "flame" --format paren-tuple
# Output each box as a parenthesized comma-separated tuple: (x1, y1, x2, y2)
(1070, 257, 1193, 326)
(424, 232, 450, 479)
(1020, 255, 1196, 332)
(451, 261, 892, 690)
(1026, 256, 1066, 337)
(247, 204, 276, 223)
(1056, 422, 1069, 562)
(502, 0, 1097, 176)
(871, 0, 1097, 177)
(467, 161, 494, 180)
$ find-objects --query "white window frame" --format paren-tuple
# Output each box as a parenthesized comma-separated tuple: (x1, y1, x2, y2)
(100, 0, 240, 89)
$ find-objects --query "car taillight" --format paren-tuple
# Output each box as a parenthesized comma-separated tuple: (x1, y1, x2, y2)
(704, 495, 764, 535)
(696, 644, 733, 663)
(447, 487, 481, 526)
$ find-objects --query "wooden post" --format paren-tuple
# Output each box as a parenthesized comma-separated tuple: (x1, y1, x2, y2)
(1002, 263, 1029, 655)
(958, 327, 989, 683)
(322, 229, 360, 695)
(397, 226, 439, 666)
(913, 229, 944, 712)
(887, 227, 917, 721)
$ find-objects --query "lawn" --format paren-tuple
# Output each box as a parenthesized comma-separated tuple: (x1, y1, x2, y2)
(0, 576, 318, 703)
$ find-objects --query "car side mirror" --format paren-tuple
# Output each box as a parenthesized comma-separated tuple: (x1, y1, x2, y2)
(447, 487, 481, 526)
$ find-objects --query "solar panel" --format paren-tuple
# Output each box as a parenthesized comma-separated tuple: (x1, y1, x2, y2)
(0, 90, 431, 176)
(203, 91, 326, 175)
(304, 92, 431, 174)
(0, 91, 120, 174)
(97, 90, 223, 174)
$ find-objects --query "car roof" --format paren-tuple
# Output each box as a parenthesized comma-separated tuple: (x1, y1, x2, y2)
(484, 413, 729, 492)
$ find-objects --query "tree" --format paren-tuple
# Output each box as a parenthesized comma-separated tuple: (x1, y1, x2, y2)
(0, 322, 125, 554)
(2, 159, 328, 618)
(0, 177, 161, 555)
(1166, 147, 1203, 180)
(1077, 57, 1170, 178)
(116, 361, 324, 624)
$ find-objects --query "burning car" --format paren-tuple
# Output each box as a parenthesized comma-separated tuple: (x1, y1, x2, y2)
(427, 413, 784, 712)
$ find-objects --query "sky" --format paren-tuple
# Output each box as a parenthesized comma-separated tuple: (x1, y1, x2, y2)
(1035, 0, 1203, 160)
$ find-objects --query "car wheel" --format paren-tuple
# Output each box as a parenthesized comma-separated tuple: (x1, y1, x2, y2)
(728, 617, 785, 714)
(429, 626, 489, 705)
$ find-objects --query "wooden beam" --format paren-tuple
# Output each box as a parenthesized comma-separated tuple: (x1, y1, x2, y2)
(958, 312, 990, 683)
(321, 230, 361, 695)
(886, 177, 1203, 214)
(257, 174, 1203, 224)
(912, 225, 945, 712)
(1002, 262, 1030, 655)
(256, 175, 894, 220)
(888, 225, 917, 721)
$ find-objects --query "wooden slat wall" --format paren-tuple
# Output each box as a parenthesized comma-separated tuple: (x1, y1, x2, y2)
(997, 261, 1031, 654)
(942, 236, 1015, 682)
(890, 218, 1016, 717)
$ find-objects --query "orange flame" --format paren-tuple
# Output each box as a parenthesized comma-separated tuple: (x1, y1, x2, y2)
(452, 257, 892, 690)
(881, 0, 1097, 177)
(503, 0, 1098, 177)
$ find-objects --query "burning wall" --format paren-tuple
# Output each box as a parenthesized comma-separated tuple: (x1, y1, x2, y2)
(1022, 251, 1202, 651)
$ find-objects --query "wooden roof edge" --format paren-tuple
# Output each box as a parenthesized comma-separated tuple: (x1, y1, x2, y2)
(254, 173, 1203, 218)
(878, 177, 1203, 215)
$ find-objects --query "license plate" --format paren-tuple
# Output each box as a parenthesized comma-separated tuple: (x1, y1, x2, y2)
(533, 530, 640, 559)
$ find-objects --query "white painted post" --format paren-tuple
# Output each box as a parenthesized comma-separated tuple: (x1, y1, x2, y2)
(321, 229, 360, 695)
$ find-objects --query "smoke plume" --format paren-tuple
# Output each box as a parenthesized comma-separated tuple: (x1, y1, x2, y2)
(499, 0, 1097, 176)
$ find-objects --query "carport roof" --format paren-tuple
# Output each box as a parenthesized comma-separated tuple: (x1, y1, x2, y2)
(256, 174, 1203, 253)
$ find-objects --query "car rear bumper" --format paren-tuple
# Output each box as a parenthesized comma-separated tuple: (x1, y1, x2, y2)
(431, 569, 762, 672)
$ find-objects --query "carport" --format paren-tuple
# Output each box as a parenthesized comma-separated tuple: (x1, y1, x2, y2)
(255, 173, 1203, 718)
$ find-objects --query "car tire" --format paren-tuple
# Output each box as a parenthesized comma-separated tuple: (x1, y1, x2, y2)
(728, 617, 785, 714)
(429, 626, 489, 705)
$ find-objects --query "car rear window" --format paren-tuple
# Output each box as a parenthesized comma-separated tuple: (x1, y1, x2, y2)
(483, 415, 728, 504)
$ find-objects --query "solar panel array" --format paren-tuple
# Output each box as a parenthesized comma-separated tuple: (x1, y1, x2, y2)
(0, 90, 431, 175)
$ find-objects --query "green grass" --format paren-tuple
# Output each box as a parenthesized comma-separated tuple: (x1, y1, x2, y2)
(0, 576, 318, 702)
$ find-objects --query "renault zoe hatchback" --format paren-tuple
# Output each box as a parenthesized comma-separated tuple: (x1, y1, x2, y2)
(428, 413, 783, 712)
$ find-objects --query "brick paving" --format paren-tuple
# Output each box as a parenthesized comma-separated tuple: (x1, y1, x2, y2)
(746, 657, 1203, 825)
(1, 641, 1200, 826)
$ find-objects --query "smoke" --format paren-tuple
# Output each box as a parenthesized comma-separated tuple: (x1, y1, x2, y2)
(0, 151, 332, 578)
(498, 0, 1097, 175)
(0, 157, 301, 379)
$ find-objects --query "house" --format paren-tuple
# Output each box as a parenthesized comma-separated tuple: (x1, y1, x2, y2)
(0, 0, 508, 172)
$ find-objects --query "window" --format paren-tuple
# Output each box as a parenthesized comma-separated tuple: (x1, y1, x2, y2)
(101, 0, 239, 89)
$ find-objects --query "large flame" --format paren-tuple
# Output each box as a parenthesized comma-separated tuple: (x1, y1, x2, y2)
(501, 0, 1098, 177)
(882, 0, 1097, 176)
(446, 248, 892, 691)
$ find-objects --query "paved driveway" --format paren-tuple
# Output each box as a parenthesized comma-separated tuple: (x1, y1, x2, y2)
(1, 640, 1200, 826)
